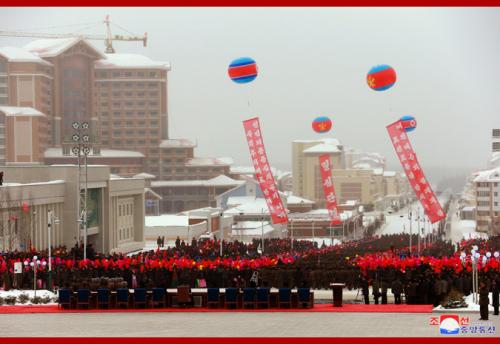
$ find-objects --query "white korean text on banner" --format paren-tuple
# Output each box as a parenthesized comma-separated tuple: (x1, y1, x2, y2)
(243, 117, 288, 224)
(319, 154, 342, 225)
(386, 120, 446, 224)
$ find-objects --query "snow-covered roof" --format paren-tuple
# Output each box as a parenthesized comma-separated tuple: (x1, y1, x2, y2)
(491, 152, 500, 167)
(159, 139, 196, 148)
(285, 193, 314, 205)
(145, 215, 189, 227)
(2, 179, 65, 187)
(145, 187, 162, 200)
(0, 106, 45, 117)
(289, 209, 353, 221)
(134, 172, 156, 179)
(458, 220, 477, 229)
(373, 168, 384, 176)
(230, 166, 282, 177)
(352, 162, 372, 170)
(0, 46, 52, 66)
(230, 166, 255, 175)
(151, 175, 244, 188)
(186, 157, 232, 167)
(227, 196, 261, 207)
(24, 37, 104, 58)
(232, 221, 275, 236)
(461, 206, 476, 212)
(473, 167, 500, 183)
(303, 143, 341, 154)
(44, 147, 144, 158)
(293, 138, 341, 146)
(95, 53, 170, 70)
(383, 171, 397, 177)
(225, 197, 270, 215)
(342, 200, 359, 206)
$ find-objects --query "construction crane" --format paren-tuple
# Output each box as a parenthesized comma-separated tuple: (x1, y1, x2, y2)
(0, 15, 147, 53)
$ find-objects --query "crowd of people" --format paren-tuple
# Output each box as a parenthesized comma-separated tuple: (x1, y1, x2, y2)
(1, 233, 500, 311)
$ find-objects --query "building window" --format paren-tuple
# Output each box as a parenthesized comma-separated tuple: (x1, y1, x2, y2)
(112, 72, 120, 77)
(125, 72, 132, 77)
(493, 142, 500, 151)
(149, 72, 157, 78)
(493, 129, 500, 137)
(137, 72, 145, 77)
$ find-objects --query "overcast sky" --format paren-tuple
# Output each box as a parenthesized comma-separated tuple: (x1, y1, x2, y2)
(0, 7, 498, 181)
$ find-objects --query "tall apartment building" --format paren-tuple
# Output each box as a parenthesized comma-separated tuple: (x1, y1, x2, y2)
(94, 53, 169, 176)
(493, 129, 500, 153)
(474, 166, 500, 234)
(492, 129, 500, 168)
(0, 38, 232, 180)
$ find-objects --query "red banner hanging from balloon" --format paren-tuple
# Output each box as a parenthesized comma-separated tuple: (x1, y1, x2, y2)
(386, 120, 446, 224)
(319, 154, 342, 225)
(243, 117, 288, 224)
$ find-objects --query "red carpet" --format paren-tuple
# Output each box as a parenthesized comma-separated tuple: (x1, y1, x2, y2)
(0, 304, 433, 314)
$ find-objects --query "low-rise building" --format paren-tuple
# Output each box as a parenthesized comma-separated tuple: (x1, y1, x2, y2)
(473, 167, 500, 234)
(0, 165, 145, 253)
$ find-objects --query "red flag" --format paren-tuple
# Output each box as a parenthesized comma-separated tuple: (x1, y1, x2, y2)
(386, 120, 445, 223)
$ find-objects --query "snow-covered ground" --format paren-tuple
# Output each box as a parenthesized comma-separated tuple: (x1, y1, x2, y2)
(0, 289, 57, 306)
(433, 293, 494, 313)
(377, 201, 433, 236)
(446, 197, 488, 243)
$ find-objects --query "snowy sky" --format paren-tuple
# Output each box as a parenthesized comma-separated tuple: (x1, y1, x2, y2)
(0, 7, 498, 181)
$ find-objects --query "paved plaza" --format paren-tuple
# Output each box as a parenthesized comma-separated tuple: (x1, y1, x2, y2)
(0, 311, 499, 337)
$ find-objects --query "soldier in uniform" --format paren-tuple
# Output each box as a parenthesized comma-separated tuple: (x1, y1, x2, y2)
(479, 281, 490, 320)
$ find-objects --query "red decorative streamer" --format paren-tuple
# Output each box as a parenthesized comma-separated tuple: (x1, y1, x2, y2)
(243, 117, 288, 224)
(386, 120, 445, 223)
(319, 154, 342, 225)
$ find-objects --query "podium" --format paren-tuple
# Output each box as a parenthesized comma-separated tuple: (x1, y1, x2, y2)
(330, 283, 346, 307)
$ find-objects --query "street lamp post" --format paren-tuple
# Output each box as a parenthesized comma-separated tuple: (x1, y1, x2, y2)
(408, 207, 413, 255)
(41, 210, 61, 292)
(70, 121, 92, 260)
(342, 219, 345, 243)
(290, 219, 294, 251)
(24, 255, 46, 299)
(417, 207, 421, 255)
(219, 211, 223, 257)
(261, 208, 264, 255)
